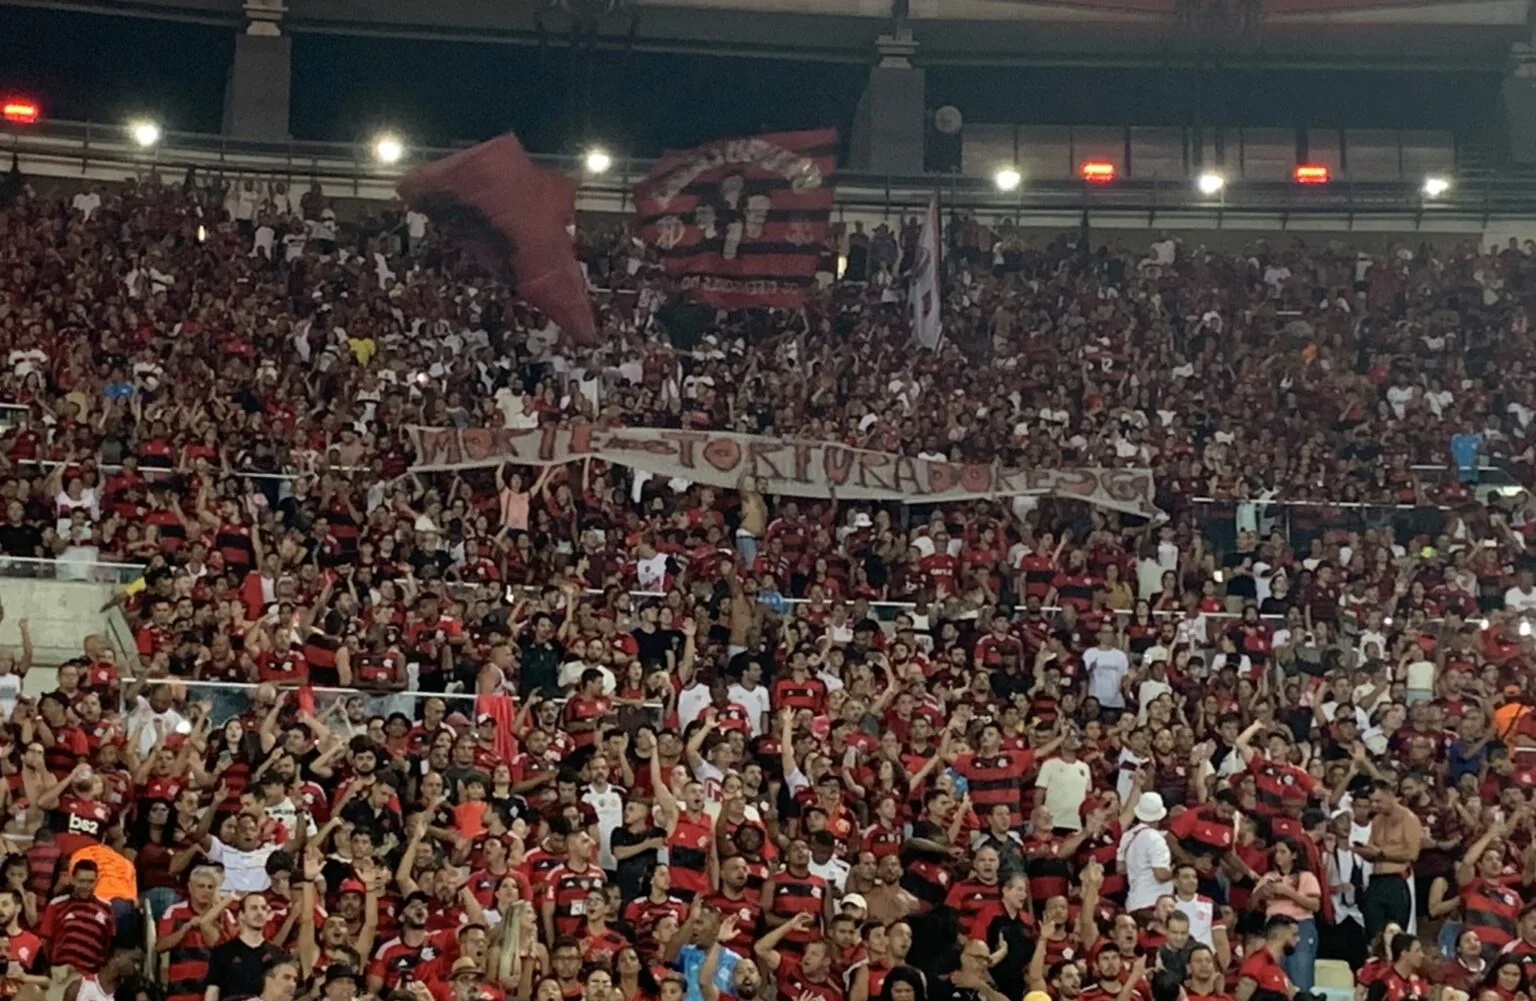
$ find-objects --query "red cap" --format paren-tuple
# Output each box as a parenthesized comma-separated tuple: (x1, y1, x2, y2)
(339, 879, 366, 895)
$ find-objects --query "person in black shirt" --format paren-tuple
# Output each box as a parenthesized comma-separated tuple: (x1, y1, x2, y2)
(339, 774, 404, 849)
(0, 502, 42, 558)
(207, 894, 287, 1001)
(632, 602, 674, 673)
(1222, 531, 1260, 606)
(609, 799, 667, 903)
(517, 613, 563, 698)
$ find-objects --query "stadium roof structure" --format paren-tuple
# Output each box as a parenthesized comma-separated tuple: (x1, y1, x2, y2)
(0, 0, 1528, 68)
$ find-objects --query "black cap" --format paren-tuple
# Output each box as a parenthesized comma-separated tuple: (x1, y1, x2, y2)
(324, 966, 359, 987)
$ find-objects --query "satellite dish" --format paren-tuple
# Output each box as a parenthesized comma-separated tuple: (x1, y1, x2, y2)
(933, 106, 963, 135)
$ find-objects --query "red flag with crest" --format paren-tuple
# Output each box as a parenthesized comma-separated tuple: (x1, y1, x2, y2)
(633, 129, 837, 310)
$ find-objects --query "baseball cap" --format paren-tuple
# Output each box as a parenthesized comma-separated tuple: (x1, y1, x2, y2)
(841, 893, 868, 912)
(339, 879, 366, 896)
(324, 967, 360, 987)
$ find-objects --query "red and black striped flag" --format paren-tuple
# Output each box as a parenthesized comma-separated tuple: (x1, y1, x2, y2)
(634, 129, 837, 310)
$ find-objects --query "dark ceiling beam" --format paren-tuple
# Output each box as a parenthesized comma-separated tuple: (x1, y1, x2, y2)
(0, 0, 1518, 70)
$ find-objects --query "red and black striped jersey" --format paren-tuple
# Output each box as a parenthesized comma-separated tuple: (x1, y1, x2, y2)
(157, 903, 223, 1001)
(542, 863, 607, 937)
(39, 894, 114, 973)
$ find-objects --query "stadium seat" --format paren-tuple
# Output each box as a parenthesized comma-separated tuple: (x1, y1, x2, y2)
(1314, 959, 1356, 990)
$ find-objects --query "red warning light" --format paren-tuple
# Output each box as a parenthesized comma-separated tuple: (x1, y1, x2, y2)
(1, 99, 40, 125)
(1293, 163, 1330, 185)
(1079, 160, 1116, 183)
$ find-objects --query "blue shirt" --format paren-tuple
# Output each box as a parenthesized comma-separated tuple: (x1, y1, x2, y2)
(757, 590, 789, 616)
(1450, 433, 1482, 478)
(676, 944, 739, 1001)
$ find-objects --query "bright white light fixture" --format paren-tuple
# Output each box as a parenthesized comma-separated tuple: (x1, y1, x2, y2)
(373, 135, 404, 165)
(583, 148, 613, 174)
(130, 120, 161, 147)
(1197, 172, 1226, 195)
(993, 166, 1022, 192)
(1422, 176, 1451, 199)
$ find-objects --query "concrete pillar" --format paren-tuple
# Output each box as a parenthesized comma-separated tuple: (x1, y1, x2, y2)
(849, 32, 926, 176)
(223, 0, 292, 142)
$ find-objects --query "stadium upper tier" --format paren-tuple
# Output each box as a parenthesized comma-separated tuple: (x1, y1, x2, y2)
(4, 0, 1528, 66)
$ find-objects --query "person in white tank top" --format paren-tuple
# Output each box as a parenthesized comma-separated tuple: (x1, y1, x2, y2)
(73, 977, 115, 1001)
(64, 952, 138, 1001)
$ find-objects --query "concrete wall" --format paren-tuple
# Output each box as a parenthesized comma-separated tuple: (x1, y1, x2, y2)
(0, 578, 123, 700)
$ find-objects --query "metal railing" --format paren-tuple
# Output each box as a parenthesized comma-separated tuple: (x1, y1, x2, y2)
(11, 117, 1536, 222)
(0, 553, 145, 584)
(162, 678, 667, 730)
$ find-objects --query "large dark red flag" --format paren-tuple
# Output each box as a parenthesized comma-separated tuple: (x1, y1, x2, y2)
(633, 129, 837, 310)
(397, 134, 597, 344)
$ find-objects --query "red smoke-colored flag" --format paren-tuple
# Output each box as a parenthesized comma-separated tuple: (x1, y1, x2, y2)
(397, 133, 596, 344)
(634, 129, 837, 310)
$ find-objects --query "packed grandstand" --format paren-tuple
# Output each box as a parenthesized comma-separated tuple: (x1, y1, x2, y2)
(0, 163, 1532, 1001)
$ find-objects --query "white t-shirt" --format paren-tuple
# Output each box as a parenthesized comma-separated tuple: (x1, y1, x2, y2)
(1506, 586, 1536, 613)
(677, 683, 712, 730)
(809, 855, 850, 893)
(582, 784, 625, 870)
(727, 683, 772, 736)
(207, 837, 281, 892)
(1173, 893, 1219, 948)
(1084, 646, 1130, 709)
(1386, 384, 1415, 419)
(264, 797, 316, 839)
(1405, 659, 1436, 693)
(1035, 757, 1093, 831)
(1119, 824, 1174, 911)
(72, 192, 101, 220)
(1116, 748, 1150, 803)
(8, 349, 46, 377)
(635, 553, 669, 592)
(0, 673, 21, 720)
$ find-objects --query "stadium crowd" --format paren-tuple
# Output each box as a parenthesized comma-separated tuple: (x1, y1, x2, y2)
(0, 168, 1535, 1001)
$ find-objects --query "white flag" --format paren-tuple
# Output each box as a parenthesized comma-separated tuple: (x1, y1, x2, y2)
(910, 191, 942, 350)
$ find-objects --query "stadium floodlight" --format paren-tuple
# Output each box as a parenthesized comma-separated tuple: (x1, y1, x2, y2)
(130, 120, 161, 147)
(1422, 175, 1451, 199)
(993, 166, 1022, 192)
(373, 134, 404, 165)
(1197, 172, 1226, 196)
(583, 148, 613, 174)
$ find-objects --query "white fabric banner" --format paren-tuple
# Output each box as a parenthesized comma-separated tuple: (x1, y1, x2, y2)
(406, 424, 1158, 516)
(910, 191, 943, 350)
